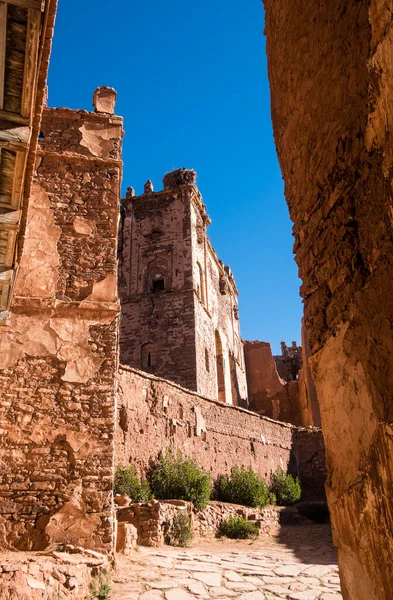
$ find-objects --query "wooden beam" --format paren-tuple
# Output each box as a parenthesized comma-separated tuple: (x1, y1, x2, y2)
(10, 151, 26, 209)
(0, 124, 31, 145)
(0, 194, 13, 208)
(0, 2, 7, 111)
(0, 139, 28, 152)
(5, 0, 44, 10)
(0, 109, 29, 125)
(21, 8, 42, 119)
(0, 226, 17, 267)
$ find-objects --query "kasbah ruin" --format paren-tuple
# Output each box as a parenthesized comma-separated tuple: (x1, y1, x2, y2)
(0, 0, 392, 599)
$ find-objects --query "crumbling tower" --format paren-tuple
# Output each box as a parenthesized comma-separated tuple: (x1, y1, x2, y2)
(118, 169, 248, 406)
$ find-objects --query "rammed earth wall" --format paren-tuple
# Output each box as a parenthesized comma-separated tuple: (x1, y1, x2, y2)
(115, 366, 326, 499)
(0, 98, 122, 552)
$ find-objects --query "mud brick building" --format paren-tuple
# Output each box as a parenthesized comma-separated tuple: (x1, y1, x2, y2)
(118, 169, 248, 407)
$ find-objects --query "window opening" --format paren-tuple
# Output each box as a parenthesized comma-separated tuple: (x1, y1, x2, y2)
(151, 273, 165, 292)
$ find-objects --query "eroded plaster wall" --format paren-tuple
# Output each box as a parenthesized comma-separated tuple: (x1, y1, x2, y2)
(0, 97, 122, 552)
(263, 1, 393, 597)
(115, 365, 326, 500)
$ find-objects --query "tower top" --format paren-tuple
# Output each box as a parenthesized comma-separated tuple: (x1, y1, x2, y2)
(93, 86, 117, 114)
(163, 168, 196, 190)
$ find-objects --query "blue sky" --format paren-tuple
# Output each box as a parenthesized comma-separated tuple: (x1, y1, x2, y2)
(47, 0, 302, 354)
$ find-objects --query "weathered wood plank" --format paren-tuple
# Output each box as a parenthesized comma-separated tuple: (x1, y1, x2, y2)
(0, 2, 7, 110)
(20, 8, 41, 118)
(0, 124, 31, 144)
(0, 138, 28, 151)
(0, 108, 29, 125)
(0, 226, 16, 267)
(10, 151, 25, 209)
(5, 0, 43, 11)
(0, 194, 13, 207)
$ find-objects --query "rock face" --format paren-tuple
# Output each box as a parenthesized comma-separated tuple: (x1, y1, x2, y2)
(262, 1, 393, 598)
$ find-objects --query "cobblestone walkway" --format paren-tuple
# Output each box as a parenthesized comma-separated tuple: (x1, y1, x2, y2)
(112, 525, 342, 600)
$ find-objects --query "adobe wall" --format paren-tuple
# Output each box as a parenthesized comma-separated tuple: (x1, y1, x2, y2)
(119, 170, 248, 406)
(263, 1, 393, 597)
(115, 365, 326, 500)
(244, 340, 303, 425)
(118, 181, 197, 391)
(191, 198, 247, 405)
(0, 92, 122, 552)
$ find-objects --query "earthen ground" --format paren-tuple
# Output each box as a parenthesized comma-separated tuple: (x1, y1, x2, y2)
(112, 525, 341, 600)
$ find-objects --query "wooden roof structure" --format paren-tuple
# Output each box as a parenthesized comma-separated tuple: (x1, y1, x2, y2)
(0, 0, 57, 317)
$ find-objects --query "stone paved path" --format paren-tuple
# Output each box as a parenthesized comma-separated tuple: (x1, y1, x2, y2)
(112, 525, 342, 600)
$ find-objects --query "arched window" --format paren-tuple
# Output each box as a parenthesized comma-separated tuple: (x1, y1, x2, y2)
(215, 330, 226, 403)
(145, 256, 171, 294)
(141, 342, 156, 371)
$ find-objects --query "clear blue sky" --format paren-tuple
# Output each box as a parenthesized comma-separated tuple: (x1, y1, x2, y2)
(47, 0, 303, 354)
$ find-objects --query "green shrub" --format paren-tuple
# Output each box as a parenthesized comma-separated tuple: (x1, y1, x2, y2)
(217, 466, 269, 508)
(114, 465, 151, 503)
(269, 467, 301, 506)
(167, 509, 193, 547)
(89, 573, 111, 600)
(268, 492, 277, 506)
(218, 516, 259, 539)
(148, 451, 211, 510)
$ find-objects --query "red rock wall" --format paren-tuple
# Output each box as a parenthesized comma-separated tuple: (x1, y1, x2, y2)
(0, 102, 122, 552)
(263, 1, 393, 597)
(115, 366, 326, 500)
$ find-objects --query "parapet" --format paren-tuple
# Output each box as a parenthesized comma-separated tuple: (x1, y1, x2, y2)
(163, 168, 196, 190)
(93, 86, 117, 114)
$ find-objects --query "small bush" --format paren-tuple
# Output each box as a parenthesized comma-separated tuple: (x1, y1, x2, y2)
(167, 509, 193, 547)
(89, 574, 111, 600)
(269, 467, 301, 506)
(218, 516, 259, 539)
(148, 451, 211, 510)
(217, 466, 269, 508)
(268, 492, 277, 506)
(114, 465, 151, 503)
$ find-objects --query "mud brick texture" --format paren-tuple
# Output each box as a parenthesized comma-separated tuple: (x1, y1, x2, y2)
(0, 106, 123, 552)
(115, 365, 326, 500)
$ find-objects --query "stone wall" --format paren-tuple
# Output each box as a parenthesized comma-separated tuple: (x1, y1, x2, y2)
(0, 90, 122, 552)
(115, 365, 326, 499)
(117, 500, 281, 547)
(262, 1, 393, 597)
(0, 548, 109, 600)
